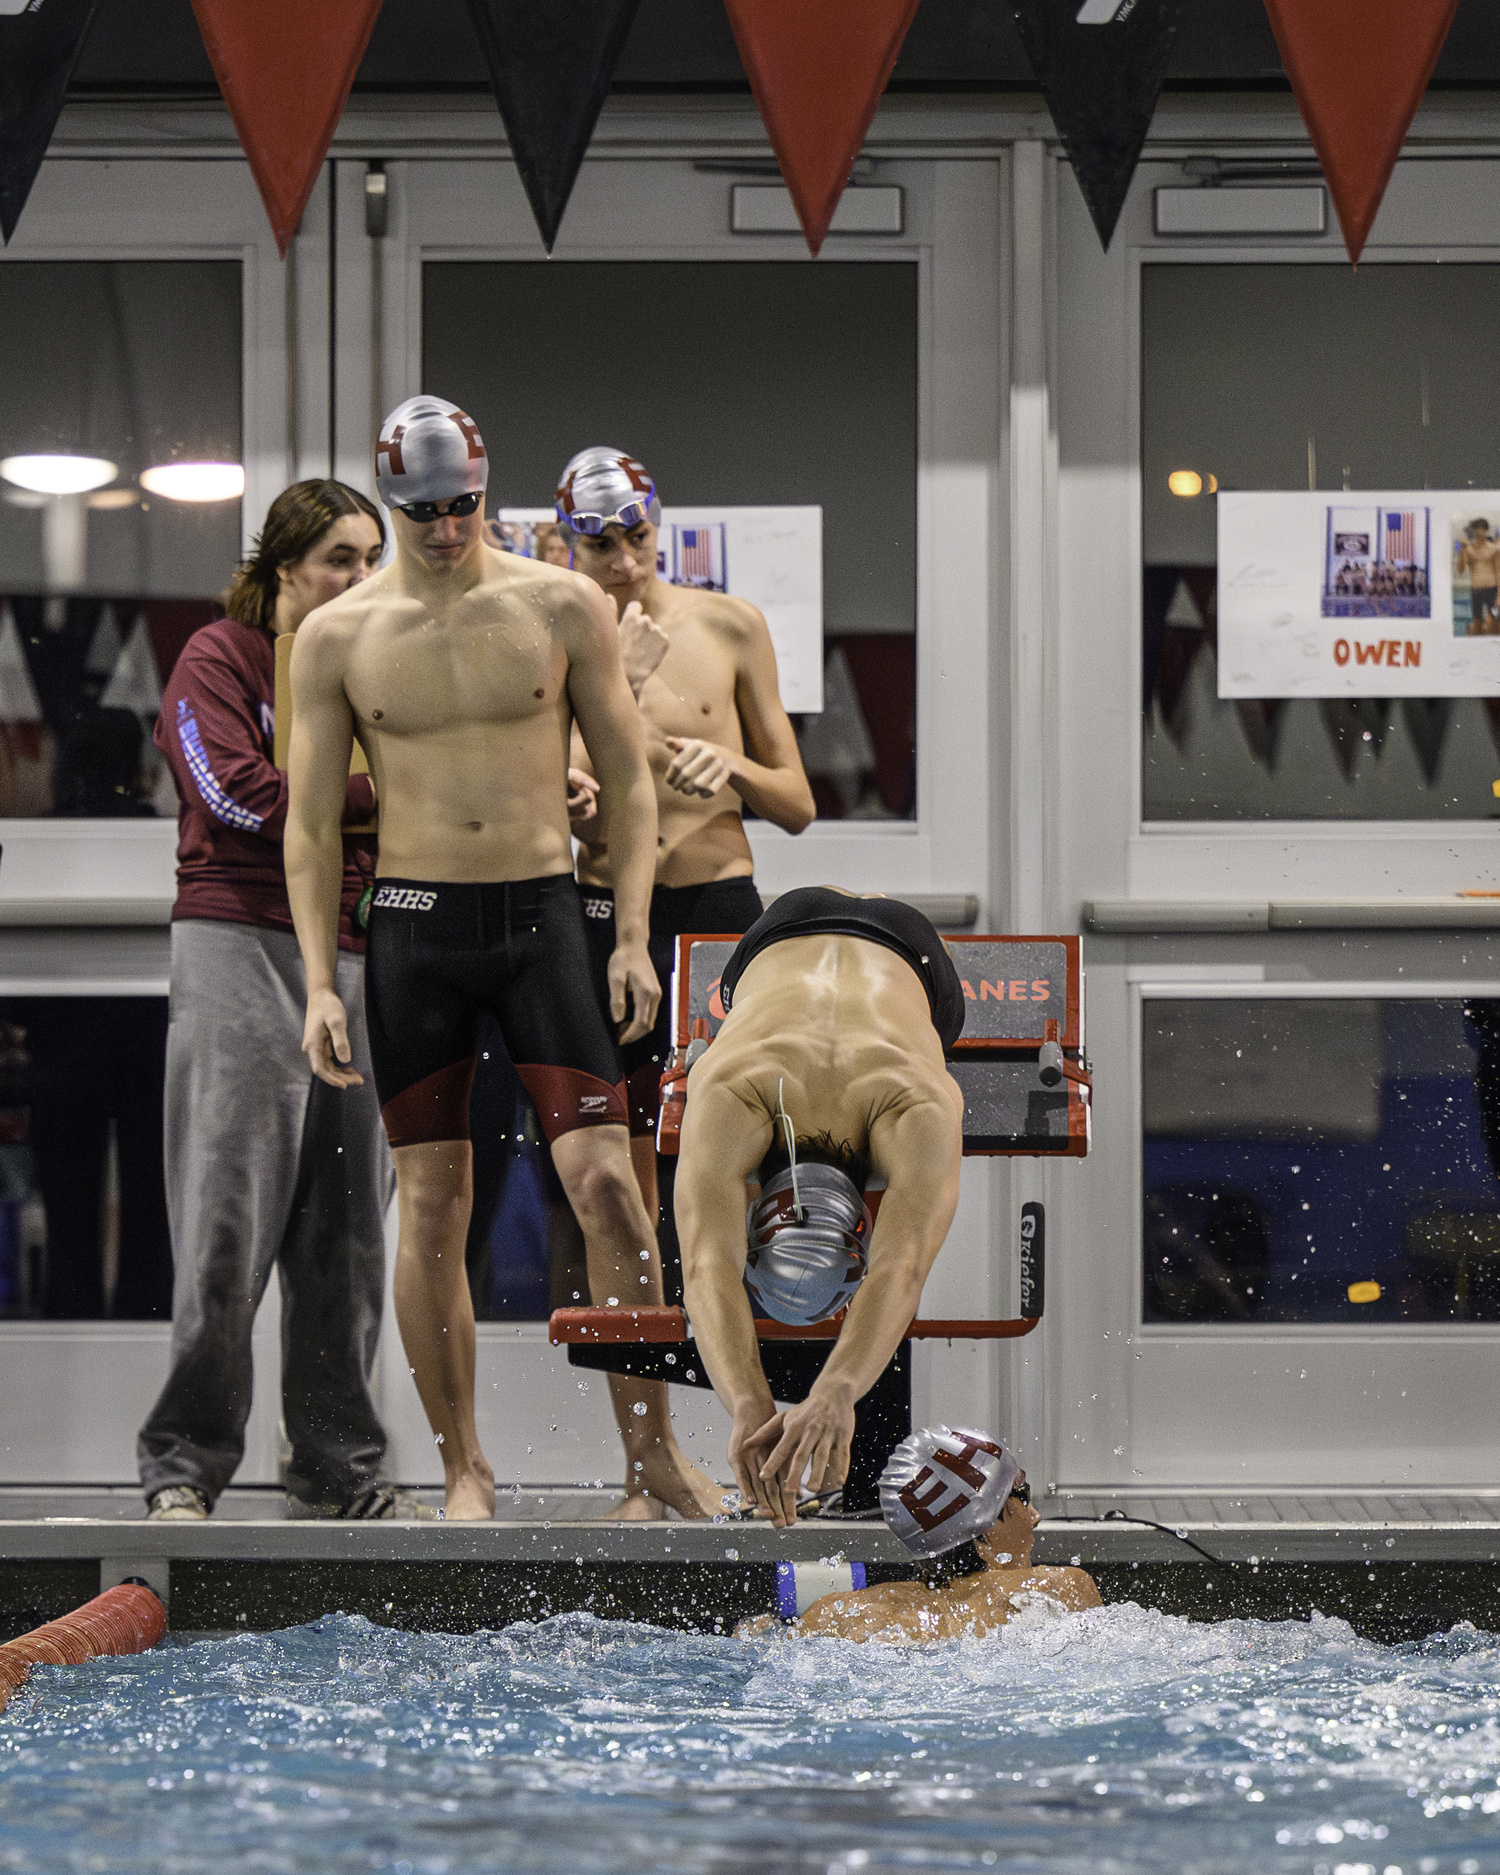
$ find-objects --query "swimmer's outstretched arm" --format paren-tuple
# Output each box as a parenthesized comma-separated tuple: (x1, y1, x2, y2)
(744, 1093, 964, 1518)
(675, 1080, 787, 1518)
(286, 612, 362, 1090)
(563, 579, 661, 1046)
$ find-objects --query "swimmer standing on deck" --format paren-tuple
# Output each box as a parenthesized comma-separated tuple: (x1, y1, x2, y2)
(558, 446, 814, 1223)
(676, 888, 968, 1528)
(285, 394, 725, 1523)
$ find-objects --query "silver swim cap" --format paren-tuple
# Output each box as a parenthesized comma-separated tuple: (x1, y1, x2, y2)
(554, 446, 661, 536)
(375, 395, 488, 509)
(743, 1163, 870, 1327)
(879, 1427, 1019, 1561)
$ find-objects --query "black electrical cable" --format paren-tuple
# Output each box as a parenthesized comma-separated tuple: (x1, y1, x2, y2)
(1046, 1509, 1226, 1566)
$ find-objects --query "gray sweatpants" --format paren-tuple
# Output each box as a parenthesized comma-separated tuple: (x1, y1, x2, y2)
(137, 920, 394, 1507)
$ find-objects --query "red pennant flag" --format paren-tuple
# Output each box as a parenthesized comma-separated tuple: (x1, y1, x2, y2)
(723, 0, 920, 257)
(1262, 0, 1459, 265)
(191, 0, 384, 257)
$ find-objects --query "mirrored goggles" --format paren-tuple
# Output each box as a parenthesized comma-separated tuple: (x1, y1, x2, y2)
(396, 489, 482, 524)
(560, 498, 654, 538)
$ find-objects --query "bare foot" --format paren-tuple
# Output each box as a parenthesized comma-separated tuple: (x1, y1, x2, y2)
(604, 1489, 666, 1522)
(637, 1452, 738, 1521)
(443, 1465, 495, 1522)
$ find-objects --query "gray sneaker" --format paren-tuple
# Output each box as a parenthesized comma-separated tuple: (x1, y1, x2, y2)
(146, 1485, 210, 1521)
(286, 1485, 440, 1521)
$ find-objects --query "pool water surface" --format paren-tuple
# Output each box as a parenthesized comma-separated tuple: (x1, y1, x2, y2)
(3, 1602, 1499, 1873)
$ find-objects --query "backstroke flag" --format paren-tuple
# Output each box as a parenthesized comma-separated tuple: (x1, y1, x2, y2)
(1262, 0, 1459, 265)
(1011, 0, 1186, 251)
(0, 0, 98, 244)
(465, 0, 642, 253)
(723, 0, 921, 257)
(191, 0, 384, 257)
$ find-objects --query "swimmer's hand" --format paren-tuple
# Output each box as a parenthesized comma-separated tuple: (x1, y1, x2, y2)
(729, 1404, 798, 1527)
(742, 1388, 855, 1529)
(302, 987, 364, 1090)
(567, 766, 600, 828)
(663, 737, 734, 799)
(608, 936, 660, 1047)
(618, 600, 670, 698)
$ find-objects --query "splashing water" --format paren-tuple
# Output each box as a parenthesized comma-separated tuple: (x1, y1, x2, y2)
(3, 1601, 1500, 1873)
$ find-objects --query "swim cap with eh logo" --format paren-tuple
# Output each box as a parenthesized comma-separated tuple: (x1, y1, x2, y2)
(554, 446, 661, 535)
(375, 395, 488, 509)
(879, 1427, 1019, 1560)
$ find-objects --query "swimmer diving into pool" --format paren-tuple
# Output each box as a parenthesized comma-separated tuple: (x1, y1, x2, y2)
(675, 888, 967, 1528)
(285, 393, 725, 1523)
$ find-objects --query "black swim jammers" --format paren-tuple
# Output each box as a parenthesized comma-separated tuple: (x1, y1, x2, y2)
(364, 875, 627, 1147)
(577, 875, 765, 1137)
(718, 886, 966, 1050)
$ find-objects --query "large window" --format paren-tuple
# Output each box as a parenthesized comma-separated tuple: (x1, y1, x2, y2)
(1143, 996, 1500, 1323)
(0, 260, 241, 817)
(1141, 263, 1500, 822)
(424, 259, 919, 821)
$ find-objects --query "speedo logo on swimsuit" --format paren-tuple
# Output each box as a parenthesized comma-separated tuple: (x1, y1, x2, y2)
(579, 1094, 611, 1113)
(373, 886, 438, 912)
(582, 898, 613, 921)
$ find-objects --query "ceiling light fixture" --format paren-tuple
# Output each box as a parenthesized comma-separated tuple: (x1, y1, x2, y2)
(1167, 470, 1203, 498)
(140, 462, 245, 503)
(1, 453, 117, 496)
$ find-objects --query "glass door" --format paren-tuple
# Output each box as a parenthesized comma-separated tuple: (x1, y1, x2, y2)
(0, 152, 302, 1484)
(348, 145, 1015, 1485)
(1050, 145, 1500, 1496)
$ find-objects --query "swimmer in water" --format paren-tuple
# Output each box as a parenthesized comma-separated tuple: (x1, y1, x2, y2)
(285, 394, 725, 1523)
(740, 1456, 1100, 1643)
(675, 888, 966, 1526)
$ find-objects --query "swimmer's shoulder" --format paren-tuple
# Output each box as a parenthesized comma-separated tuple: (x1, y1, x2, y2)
(691, 590, 769, 653)
(299, 563, 403, 647)
(481, 553, 616, 647)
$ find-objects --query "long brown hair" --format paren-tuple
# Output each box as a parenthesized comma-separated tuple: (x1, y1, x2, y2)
(225, 479, 384, 630)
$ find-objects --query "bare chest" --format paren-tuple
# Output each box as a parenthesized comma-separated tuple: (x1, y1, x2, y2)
(345, 610, 566, 737)
(638, 620, 741, 746)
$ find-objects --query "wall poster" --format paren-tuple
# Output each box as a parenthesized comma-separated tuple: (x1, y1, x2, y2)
(493, 503, 823, 712)
(1217, 489, 1500, 697)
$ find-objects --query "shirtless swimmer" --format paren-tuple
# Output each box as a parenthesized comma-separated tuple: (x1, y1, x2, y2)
(284, 394, 726, 1522)
(675, 888, 968, 1528)
(558, 447, 814, 1219)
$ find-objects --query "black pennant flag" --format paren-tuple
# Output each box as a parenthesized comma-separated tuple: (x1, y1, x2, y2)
(1011, 0, 1186, 251)
(0, 0, 98, 244)
(465, 0, 642, 253)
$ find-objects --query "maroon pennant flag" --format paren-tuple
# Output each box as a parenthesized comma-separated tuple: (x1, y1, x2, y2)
(1263, 0, 1459, 264)
(191, 0, 384, 257)
(723, 0, 920, 257)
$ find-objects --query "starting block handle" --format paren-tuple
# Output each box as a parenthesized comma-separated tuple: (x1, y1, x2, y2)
(548, 1306, 1040, 1344)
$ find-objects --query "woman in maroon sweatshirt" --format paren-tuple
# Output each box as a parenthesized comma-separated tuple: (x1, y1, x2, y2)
(137, 480, 430, 1521)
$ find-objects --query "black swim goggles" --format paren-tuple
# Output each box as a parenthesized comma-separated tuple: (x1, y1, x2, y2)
(396, 489, 483, 524)
(1009, 1480, 1031, 1506)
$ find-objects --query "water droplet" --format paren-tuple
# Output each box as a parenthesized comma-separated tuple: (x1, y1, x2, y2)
(632, 1401, 648, 1416)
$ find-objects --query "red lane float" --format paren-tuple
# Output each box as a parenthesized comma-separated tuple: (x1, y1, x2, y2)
(0, 1582, 166, 1714)
(549, 1306, 1041, 1345)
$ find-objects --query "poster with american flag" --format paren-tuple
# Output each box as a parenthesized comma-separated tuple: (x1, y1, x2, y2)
(495, 503, 823, 711)
(1217, 489, 1500, 698)
(671, 523, 727, 590)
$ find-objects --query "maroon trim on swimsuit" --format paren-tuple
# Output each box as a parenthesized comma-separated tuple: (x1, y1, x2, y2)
(516, 1064, 628, 1141)
(380, 1056, 477, 1147)
(624, 1060, 662, 1139)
